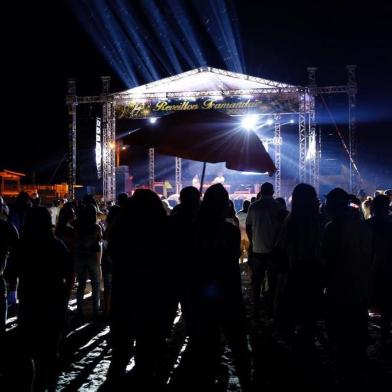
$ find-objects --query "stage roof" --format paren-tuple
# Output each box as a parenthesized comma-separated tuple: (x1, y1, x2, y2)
(117, 67, 297, 95)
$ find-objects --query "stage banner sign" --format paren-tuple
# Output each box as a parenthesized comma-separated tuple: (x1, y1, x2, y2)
(115, 95, 300, 119)
(95, 117, 102, 179)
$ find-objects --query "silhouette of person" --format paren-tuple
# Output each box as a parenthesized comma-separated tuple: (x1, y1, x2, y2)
(367, 194, 392, 346)
(0, 214, 18, 335)
(246, 182, 281, 317)
(6, 207, 72, 391)
(74, 204, 102, 317)
(107, 189, 175, 387)
(192, 183, 251, 391)
(275, 184, 323, 346)
(323, 187, 372, 384)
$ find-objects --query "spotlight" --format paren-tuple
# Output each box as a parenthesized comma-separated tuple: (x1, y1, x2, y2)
(241, 114, 258, 131)
(290, 119, 294, 124)
(149, 117, 158, 124)
(266, 119, 273, 126)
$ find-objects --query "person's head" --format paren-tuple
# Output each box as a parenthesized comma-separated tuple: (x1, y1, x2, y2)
(250, 196, 256, 203)
(242, 200, 251, 213)
(371, 194, 390, 218)
(325, 187, 349, 218)
(259, 182, 274, 197)
(227, 200, 236, 218)
(130, 189, 167, 222)
(117, 192, 128, 208)
(291, 183, 318, 218)
(106, 204, 121, 225)
(23, 206, 53, 239)
(16, 191, 31, 208)
(83, 194, 97, 207)
(179, 186, 200, 210)
(275, 197, 287, 210)
(349, 194, 361, 208)
(57, 204, 76, 228)
(199, 183, 229, 222)
(78, 204, 97, 229)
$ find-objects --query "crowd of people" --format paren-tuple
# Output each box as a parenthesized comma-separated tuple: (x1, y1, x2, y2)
(0, 183, 391, 390)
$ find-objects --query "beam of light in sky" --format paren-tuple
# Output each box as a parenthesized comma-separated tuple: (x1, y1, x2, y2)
(68, 0, 136, 86)
(142, 0, 185, 74)
(227, 0, 246, 72)
(95, 0, 155, 84)
(165, 0, 207, 66)
(112, 0, 161, 80)
(68, 0, 245, 86)
(192, 0, 244, 73)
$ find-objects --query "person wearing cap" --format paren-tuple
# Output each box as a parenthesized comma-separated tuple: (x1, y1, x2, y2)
(323, 187, 372, 384)
(246, 182, 281, 317)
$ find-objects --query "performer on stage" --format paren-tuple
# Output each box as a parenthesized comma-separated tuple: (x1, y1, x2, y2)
(212, 172, 225, 185)
(192, 174, 201, 189)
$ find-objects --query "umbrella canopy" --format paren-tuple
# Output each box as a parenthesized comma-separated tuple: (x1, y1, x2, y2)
(121, 110, 276, 174)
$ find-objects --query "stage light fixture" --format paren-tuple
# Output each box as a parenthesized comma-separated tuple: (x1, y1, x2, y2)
(149, 117, 158, 124)
(241, 114, 259, 131)
(290, 119, 294, 124)
(266, 119, 273, 126)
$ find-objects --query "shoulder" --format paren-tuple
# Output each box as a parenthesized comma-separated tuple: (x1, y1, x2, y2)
(223, 221, 240, 237)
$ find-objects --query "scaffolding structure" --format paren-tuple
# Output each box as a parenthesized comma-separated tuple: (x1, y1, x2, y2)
(66, 66, 359, 201)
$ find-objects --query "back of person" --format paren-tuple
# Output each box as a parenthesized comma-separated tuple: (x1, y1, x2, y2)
(324, 217, 372, 307)
(246, 195, 281, 254)
(12, 236, 70, 321)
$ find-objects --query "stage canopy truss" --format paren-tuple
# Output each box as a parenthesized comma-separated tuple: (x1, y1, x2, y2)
(67, 66, 358, 201)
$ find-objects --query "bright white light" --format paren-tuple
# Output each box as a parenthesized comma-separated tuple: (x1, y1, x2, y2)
(306, 133, 316, 160)
(149, 117, 158, 124)
(290, 119, 294, 124)
(266, 119, 273, 126)
(209, 95, 224, 101)
(241, 114, 259, 131)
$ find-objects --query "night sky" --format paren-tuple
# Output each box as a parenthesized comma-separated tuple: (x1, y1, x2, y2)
(1, 0, 391, 188)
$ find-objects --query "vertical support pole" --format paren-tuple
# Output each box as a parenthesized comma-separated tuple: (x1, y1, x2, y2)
(273, 114, 281, 197)
(149, 148, 155, 191)
(66, 79, 77, 200)
(175, 157, 182, 194)
(298, 91, 307, 183)
(307, 67, 318, 192)
(347, 65, 358, 195)
(101, 76, 116, 202)
(316, 128, 321, 193)
(108, 99, 116, 201)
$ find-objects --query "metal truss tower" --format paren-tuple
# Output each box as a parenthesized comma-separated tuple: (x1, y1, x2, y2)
(101, 76, 116, 202)
(298, 92, 307, 183)
(347, 65, 358, 194)
(273, 114, 282, 196)
(175, 157, 182, 194)
(307, 67, 319, 192)
(66, 79, 77, 200)
(149, 148, 155, 190)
